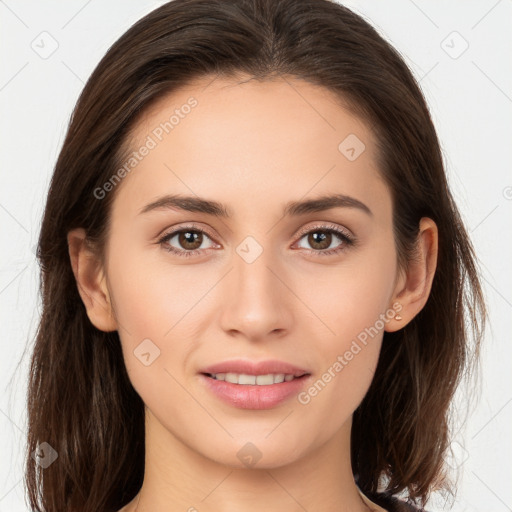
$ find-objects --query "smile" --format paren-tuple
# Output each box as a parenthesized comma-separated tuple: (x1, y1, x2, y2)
(207, 372, 303, 385)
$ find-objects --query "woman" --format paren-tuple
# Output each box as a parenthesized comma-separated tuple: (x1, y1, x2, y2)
(25, 1, 486, 511)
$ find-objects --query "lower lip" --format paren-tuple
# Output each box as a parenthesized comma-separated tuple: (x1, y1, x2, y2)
(199, 374, 311, 410)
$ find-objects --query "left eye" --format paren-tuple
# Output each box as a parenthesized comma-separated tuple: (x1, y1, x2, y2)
(295, 227, 353, 254)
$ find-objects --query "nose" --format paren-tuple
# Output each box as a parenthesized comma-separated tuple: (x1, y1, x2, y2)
(219, 241, 294, 342)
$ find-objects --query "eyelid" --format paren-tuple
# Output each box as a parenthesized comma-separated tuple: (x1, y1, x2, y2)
(157, 222, 218, 242)
(294, 221, 354, 241)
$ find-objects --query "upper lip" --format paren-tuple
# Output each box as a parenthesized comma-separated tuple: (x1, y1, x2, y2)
(200, 359, 310, 377)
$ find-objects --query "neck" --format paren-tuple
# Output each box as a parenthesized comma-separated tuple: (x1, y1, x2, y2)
(124, 410, 377, 512)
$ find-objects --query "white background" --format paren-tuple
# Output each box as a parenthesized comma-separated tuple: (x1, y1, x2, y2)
(1, 1, 511, 511)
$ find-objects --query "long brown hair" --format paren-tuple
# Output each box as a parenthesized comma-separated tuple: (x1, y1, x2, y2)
(25, 0, 486, 510)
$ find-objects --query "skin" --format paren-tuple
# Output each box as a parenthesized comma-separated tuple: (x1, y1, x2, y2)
(68, 75, 438, 512)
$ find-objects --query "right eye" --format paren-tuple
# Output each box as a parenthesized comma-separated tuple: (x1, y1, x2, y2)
(158, 225, 219, 258)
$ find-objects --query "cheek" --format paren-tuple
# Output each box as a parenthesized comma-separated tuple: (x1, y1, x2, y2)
(293, 245, 396, 417)
(104, 248, 204, 376)
(107, 246, 218, 339)
(293, 339, 381, 456)
(300, 242, 397, 349)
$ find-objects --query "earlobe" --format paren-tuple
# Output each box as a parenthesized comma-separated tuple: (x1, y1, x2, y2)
(385, 217, 438, 332)
(67, 228, 118, 332)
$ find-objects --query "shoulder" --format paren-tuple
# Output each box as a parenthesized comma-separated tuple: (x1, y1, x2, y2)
(364, 491, 428, 512)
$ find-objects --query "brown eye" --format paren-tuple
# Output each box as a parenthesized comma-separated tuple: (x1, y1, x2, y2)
(306, 230, 333, 250)
(176, 230, 203, 250)
(158, 225, 218, 258)
(295, 225, 354, 256)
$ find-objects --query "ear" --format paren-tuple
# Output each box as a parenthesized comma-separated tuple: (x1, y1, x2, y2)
(67, 228, 117, 332)
(385, 217, 438, 332)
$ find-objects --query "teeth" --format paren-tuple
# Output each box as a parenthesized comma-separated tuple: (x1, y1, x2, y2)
(238, 373, 256, 385)
(211, 373, 298, 385)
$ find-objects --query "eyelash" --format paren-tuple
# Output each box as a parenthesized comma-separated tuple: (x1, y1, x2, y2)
(157, 222, 355, 258)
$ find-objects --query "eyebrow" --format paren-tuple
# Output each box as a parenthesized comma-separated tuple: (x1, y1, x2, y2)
(139, 193, 373, 217)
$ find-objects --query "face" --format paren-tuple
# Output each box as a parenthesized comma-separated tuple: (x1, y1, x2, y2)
(99, 75, 402, 468)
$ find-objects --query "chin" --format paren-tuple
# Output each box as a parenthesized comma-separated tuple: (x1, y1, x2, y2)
(198, 431, 311, 470)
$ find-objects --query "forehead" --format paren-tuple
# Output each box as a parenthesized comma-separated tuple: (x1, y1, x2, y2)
(112, 75, 389, 222)
(132, 74, 374, 155)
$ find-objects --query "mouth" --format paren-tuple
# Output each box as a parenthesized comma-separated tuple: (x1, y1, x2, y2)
(202, 372, 309, 385)
(198, 365, 312, 409)
(197, 359, 312, 409)
(199, 358, 311, 379)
